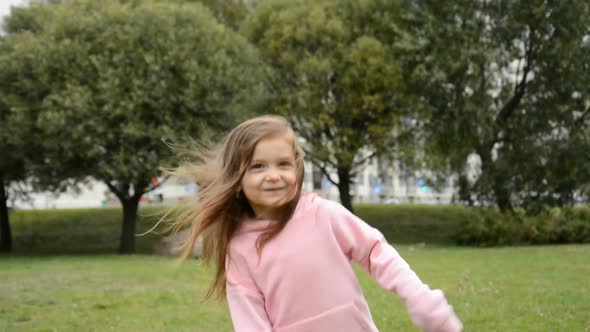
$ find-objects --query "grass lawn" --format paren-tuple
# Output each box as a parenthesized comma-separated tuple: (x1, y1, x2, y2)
(1, 244, 589, 332)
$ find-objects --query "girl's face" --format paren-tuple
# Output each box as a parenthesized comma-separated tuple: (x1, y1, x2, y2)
(239, 133, 297, 220)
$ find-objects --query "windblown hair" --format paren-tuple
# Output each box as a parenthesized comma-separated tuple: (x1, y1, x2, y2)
(171, 115, 305, 300)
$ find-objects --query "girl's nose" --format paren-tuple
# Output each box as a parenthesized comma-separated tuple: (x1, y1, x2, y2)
(265, 173, 281, 181)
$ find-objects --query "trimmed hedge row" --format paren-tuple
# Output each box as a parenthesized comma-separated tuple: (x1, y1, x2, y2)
(8, 206, 172, 254)
(7, 203, 590, 254)
(355, 204, 474, 244)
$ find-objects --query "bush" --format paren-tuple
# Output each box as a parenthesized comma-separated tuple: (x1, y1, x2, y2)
(355, 204, 475, 244)
(9, 206, 174, 254)
(455, 206, 590, 246)
(12, 203, 586, 254)
(454, 209, 520, 246)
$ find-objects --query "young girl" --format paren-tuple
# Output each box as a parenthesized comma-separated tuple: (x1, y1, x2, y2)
(176, 115, 463, 332)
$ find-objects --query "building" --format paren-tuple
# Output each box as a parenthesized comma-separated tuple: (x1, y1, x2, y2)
(304, 158, 457, 205)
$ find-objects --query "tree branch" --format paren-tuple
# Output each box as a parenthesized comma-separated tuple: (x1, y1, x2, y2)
(106, 181, 124, 201)
(514, 57, 522, 96)
(572, 105, 590, 133)
(311, 159, 339, 186)
(496, 28, 536, 128)
(302, 147, 338, 169)
(144, 174, 171, 193)
(351, 150, 378, 169)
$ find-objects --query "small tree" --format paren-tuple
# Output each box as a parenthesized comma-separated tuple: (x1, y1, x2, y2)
(0, 0, 268, 253)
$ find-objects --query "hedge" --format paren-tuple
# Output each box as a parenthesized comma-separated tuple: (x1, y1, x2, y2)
(454, 206, 590, 246)
(7, 203, 590, 254)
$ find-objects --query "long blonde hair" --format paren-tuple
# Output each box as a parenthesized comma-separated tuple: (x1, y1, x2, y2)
(172, 115, 305, 300)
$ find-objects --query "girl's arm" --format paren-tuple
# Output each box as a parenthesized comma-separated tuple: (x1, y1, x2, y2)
(225, 253, 273, 332)
(325, 201, 463, 332)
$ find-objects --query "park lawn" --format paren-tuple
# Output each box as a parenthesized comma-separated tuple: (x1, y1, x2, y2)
(1, 244, 589, 332)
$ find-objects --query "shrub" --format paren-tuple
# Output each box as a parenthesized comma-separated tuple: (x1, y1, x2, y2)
(454, 209, 521, 246)
(455, 206, 590, 246)
(9, 206, 173, 254)
(355, 204, 475, 244)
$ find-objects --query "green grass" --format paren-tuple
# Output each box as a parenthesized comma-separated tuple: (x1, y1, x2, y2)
(1, 245, 589, 332)
(4, 205, 589, 331)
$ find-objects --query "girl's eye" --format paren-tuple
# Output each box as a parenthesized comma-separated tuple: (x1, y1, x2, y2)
(251, 163, 264, 170)
(279, 161, 292, 167)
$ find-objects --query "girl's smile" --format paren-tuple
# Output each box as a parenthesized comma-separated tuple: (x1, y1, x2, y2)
(239, 133, 297, 220)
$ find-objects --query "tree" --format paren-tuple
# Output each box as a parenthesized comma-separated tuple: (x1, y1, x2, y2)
(403, 0, 590, 211)
(0, 0, 267, 253)
(243, 0, 412, 212)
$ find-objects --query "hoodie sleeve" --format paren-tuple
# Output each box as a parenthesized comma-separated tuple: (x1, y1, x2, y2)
(324, 200, 463, 332)
(225, 252, 272, 332)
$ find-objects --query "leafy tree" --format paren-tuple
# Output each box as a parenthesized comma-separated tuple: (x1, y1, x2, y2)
(0, 0, 267, 253)
(243, 0, 412, 212)
(403, 0, 590, 211)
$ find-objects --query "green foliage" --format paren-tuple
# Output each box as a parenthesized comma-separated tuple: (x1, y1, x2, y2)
(455, 209, 522, 246)
(8, 206, 172, 254)
(1, 0, 267, 190)
(243, 0, 411, 210)
(0, 83, 28, 184)
(185, 0, 253, 31)
(9, 204, 472, 255)
(403, 0, 590, 211)
(1, 2, 52, 34)
(0, 0, 269, 252)
(355, 204, 474, 244)
(455, 207, 590, 246)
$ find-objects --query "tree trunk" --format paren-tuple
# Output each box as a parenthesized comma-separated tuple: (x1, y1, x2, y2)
(336, 167, 354, 213)
(119, 196, 141, 254)
(0, 175, 12, 253)
(478, 147, 514, 213)
(492, 178, 513, 213)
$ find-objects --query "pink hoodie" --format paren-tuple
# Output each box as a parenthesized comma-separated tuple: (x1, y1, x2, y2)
(226, 193, 462, 332)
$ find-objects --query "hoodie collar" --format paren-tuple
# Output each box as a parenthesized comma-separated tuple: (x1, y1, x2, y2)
(238, 192, 318, 232)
